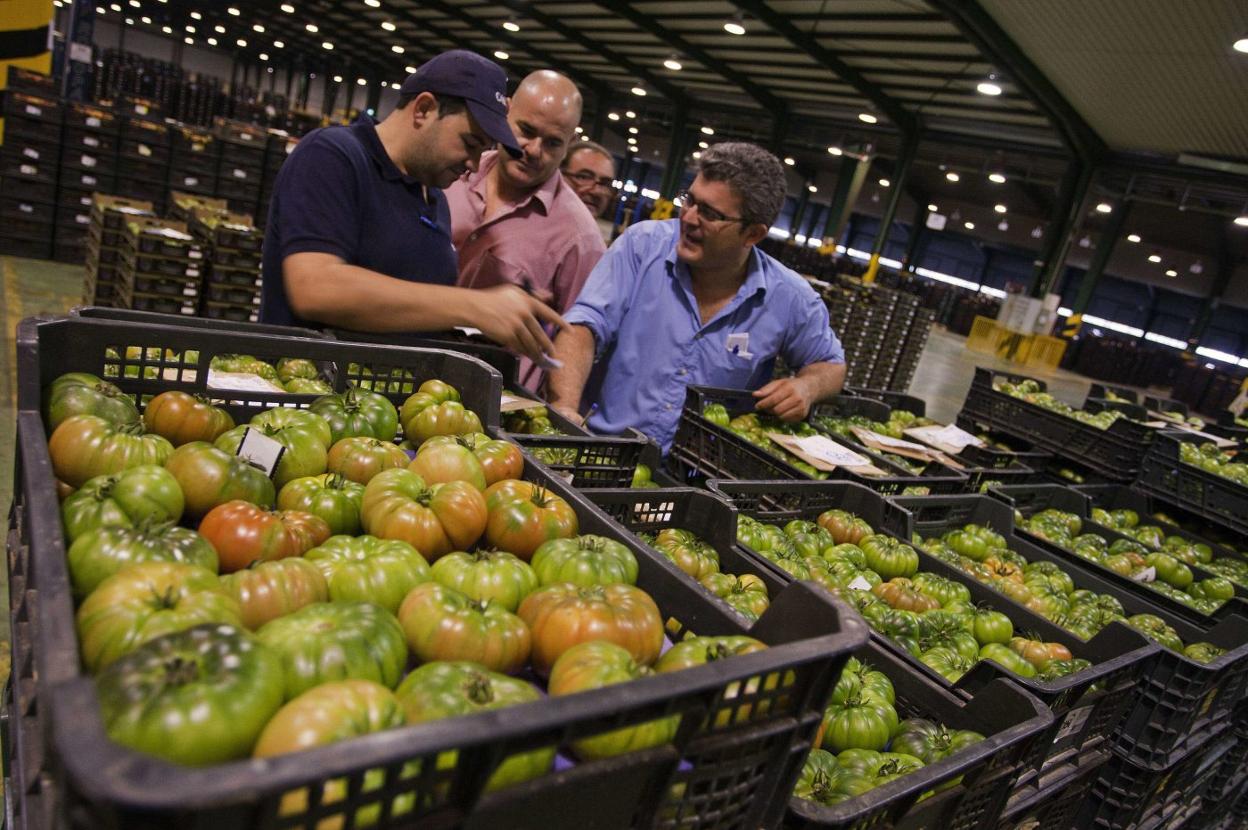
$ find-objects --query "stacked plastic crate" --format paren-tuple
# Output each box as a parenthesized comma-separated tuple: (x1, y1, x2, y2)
(891, 307, 936, 390)
(214, 119, 266, 216)
(115, 217, 207, 316)
(114, 116, 171, 213)
(0, 69, 62, 260)
(867, 287, 921, 388)
(168, 125, 220, 202)
(55, 101, 121, 263)
(84, 195, 155, 307)
(188, 206, 264, 323)
(259, 130, 298, 225)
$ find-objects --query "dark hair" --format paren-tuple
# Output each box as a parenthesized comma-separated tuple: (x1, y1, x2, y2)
(562, 139, 613, 169)
(695, 142, 786, 228)
(395, 92, 467, 117)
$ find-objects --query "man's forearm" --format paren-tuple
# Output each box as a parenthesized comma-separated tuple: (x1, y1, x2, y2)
(286, 260, 475, 332)
(546, 324, 596, 412)
(797, 361, 847, 403)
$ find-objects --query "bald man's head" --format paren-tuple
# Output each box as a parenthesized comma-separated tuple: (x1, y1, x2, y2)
(496, 70, 584, 195)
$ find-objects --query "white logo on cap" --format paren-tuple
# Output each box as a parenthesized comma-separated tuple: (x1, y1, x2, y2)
(495, 91, 506, 105)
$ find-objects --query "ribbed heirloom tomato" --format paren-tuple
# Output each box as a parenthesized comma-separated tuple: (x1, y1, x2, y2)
(142, 390, 236, 445)
(408, 440, 488, 490)
(360, 468, 487, 561)
(309, 387, 400, 444)
(422, 433, 524, 486)
(49, 414, 174, 488)
(326, 436, 411, 485)
(165, 441, 276, 518)
(483, 479, 579, 561)
(277, 473, 365, 536)
(220, 558, 329, 630)
(304, 534, 431, 614)
(530, 535, 639, 588)
(68, 521, 219, 598)
(198, 501, 331, 572)
(44, 372, 140, 431)
(429, 549, 539, 612)
(60, 464, 184, 542)
(216, 419, 329, 490)
(400, 381, 483, 444)
(398, 582, 531, 674)
(518, 582, 664, 675)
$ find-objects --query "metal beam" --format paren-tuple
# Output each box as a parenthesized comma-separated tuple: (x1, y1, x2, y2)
(592, 0, 788, 117)
(864, 130, 919, 283)
(1069, 200, 1131, 319)
(733, 0, 917, 133)
(659, 107, 689, 199)
(823, 155, 873, 246)
(928, 0, 1105, 162)
(1030, 160, 1094, 298)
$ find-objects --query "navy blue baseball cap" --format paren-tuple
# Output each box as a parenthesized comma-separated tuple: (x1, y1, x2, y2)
(401, 49, 522, 158)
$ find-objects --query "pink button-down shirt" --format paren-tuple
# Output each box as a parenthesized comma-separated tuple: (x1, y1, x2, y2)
(446, 151, 606, 389)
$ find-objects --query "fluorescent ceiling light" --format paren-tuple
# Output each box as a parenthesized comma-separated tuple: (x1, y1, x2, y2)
(927, 203, 938, 212)
(1127, 233, 1141, 243)
(977, 81, 1003, 96)
(631, 86, 646, 96)
(988, 172, 1006, 183)
(663, 58, 682, 71)
(994, 204, 1007, 213)
(723, 20, 746, 35)
(828, 146, 842, 155)
(1096, 202, 1112, 213)
(878, 178, 890, 187)
(858, 113, 878, 124)
(783, 156, 795, 166)
(946, 171, 960, 182)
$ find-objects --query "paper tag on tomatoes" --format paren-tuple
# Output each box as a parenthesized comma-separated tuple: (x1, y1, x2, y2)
(1130, 566, 1156, 583)
(848, 576, 874, 592)
(500, 393, 545, 413)
(236, 427, 285, 478)
(766, 433, 874, 473)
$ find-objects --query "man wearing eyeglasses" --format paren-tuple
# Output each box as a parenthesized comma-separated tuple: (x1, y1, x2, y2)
(562, 139, 618, 243)
(546, 142, 845, 452)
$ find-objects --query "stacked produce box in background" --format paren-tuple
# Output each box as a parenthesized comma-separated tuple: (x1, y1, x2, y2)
(114, 217, 207, 316)
(0, 77, 62, 261)
(83, 195, 157, 308)
(187, 205, 265, 323)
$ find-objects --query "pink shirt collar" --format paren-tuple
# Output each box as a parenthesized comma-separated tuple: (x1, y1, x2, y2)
(462, 149, 562, 217)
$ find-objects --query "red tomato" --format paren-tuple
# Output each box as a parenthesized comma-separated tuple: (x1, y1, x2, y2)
(408, 442, 487, 490)
(518, 582, 664, 676)
(360, 469, 487, 562)
(142, 391, 236, 446)
(198, 501, 331, 572)
(483, 479, 579, 561)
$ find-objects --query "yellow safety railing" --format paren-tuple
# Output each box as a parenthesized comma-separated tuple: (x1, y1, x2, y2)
(965, 315, 1067, 370)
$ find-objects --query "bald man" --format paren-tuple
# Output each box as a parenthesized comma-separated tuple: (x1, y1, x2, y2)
(446, 70, 606, 389)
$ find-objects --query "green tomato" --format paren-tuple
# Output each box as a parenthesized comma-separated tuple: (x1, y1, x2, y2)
(303, 535, 431, 614)
(68, 521, 218, 599)
(860, 535, 919, 580)
(277, 473, 365, 536)
(45, 371, 140, 431)
(96, 624, 284, 765)
(890, 718, 984, 765)
(257, 601, 409, 699)
(61, 465, 185, 542)
(971, 609, 1014, 645)
(821, 698, 894, 753)
(216, 420, 329, 490)
(396, 661, 553, 791)
(309, 387, 401, 444)
(430, 549, 539, 613)
(979, 642, 1037, 678)
(1190, 577, 1235, 603)
(530, 534, 639, 588)
(701, 403, 731, 427)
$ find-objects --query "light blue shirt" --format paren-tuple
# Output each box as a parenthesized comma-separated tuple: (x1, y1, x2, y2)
(565, 219, 844, 453)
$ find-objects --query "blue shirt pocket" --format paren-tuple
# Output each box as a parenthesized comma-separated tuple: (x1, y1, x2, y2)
(703, 338, 763, 389)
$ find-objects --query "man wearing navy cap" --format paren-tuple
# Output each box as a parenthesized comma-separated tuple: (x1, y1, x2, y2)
(261, 50, 564, 363)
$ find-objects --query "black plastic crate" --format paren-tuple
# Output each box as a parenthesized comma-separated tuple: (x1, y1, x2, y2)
(2, 134, 60, 171)
(0, 153, 57, 187)
(9, 393, 868, 830)
(63, 102, 119, 135)
(512, 433, 649, 488)
(69, 306, 326, 340)
(842, 386, 927, 417)
(202, 282, 260, 305)
(1089, 383, 1139, 404)
(120, 248, 205, 279)
(786, 640, 1052, 830)
(998, 749, 1111, 830)
(210, 246, 263, 269)
(126, 291, 198, 315)
(670, 386, 966, 495)
(200, 301, 259, 322)
(60, 168, 112, 194)
(0, 234, 52, 260)
(893, 493, 1248, 770)
(1137, 431, 1248, 538)
(207, 262, 262, 287)
(886, 495, 1158, 775)
(954, 445, 1042, 493)
(1079, 724, 1236, 830)
(959, 367, 1155, 481)
(2, 91, 62, 126)
(0, 175, 54, 205)
(990, 483, 1248, 623)
(1, 196, 55, 226)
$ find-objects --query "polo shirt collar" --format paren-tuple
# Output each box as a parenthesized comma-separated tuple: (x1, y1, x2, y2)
(467, 150, 560, 215)
(666, 225, 769, 301)
(352, 115, 417, 186)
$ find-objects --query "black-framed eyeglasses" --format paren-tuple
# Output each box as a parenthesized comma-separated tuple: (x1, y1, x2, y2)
(676, 190, 745, 225)
(566, 169, 616, 190)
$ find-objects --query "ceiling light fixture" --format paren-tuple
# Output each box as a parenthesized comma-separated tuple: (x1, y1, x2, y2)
(1095, 202, 1112, 213)
(629, 127, 639, 134)
(142, 16, 151, 24)
(184, 24, 194, 32)
(691, 151, 701, 159)
(1235, 216, 1248, 227)
(273, 40, 284, 48)
(927, 203, 938, 212)
(333, 75, 343, 82)
(631, 86, 646, 96)
(994, 204, 1007, 213)
(878, 178, 890, 187)
(723, 14, 746, 35)
(663, 56, 683, 71)
(381, 21, 396, 31)
(392, 44, 405, 53)
(1165, 269, 1178, 277)
(184, 36, 193, 44)
(357, 78, 367, 86)
(280, 3, 294, 12)
(977, 73, 1002, 96)
(235, 37, 246, 46)
(206, 36, 216, 45)
(321, 41, 333, 49)
(305, 22, 317, 32)
(493, 50, 508, 60)
(988, 172, 1007, 184)
(1127, 233, 1142, 243)
(404, 65, 415, 73)
(189, 10, 201, 19)
(964, 221, 975, 230)
(1234, 36, 1248, 53)
(214, 24, 224, 33)
(858, 112, 878, 124)
(698, 141, 708, 149)
(625, 110, 636, 118)
(226, 6, 239, 15)
(1148, 253, 1162, 263)
(607, 112, 620, 121)
(364, 0, 380, 6)
(808, 185, 818, 193)
(259, 52, 268, 60)
(253, 23, 264, 32)
(701, 126, 715, 136)
(161, 24, 172, 32)
(828, 146, 842, 155)
(503, 20, 520, 33)
(946, 171, 960, 182)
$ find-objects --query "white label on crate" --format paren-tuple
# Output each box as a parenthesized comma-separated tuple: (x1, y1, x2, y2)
(82, 175, 97, 185)
(138, 144, 153, 157)
(22, 147, 39, 160)
(182, 287, 197, 297)
(233, 168, 247, 179)
(188, 250, 203, 259)
(1053, 705, 1093, 745)
(135, 104, 149, 115)
(18, 203, 33, 214)
(186, 268, 200, 278)
(235, 427, 285, 478)
(179, 306, 195, 315)
(184, 177, 199, 187)
(24, 104, 41, 117)
(78, 196, 91, 206)
(192, 142, 205, 153)
(75, 214, 89, 224)
(69, 42, 92, 63)
(848, 576, 875, 592)
(906, 424, 984, 452)
(253, 277, 262, 286)
(85, 116, 101, 128)
(83, 135, 100, 148)
(766, 433, 872, 471)
(81, 154, 97, 167)
(19, 164, 37, 176)
(850, 427, 930, 452)
(1130, 566, 1157, 583)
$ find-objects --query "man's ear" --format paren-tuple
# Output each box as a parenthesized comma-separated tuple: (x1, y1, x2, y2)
(409, 91, 439, 129)
(741, 222, 769, 247)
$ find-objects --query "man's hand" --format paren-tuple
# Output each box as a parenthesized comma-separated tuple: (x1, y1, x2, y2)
(469, 285, 567, 364)
(753, 377, 814, 422)
(551, 405, 585, 426)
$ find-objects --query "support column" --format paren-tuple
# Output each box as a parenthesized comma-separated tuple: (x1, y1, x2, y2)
(1030, 160, 1094, 298)
(901, 202, 927, 271)
(863, 130, 918, 284)
(1063, 199, 1131, 336)
(803, 202, 825, 242)
(788, 183, 810, 241)
(365, 79, 382, 114)
(659, 107, 689, 199)
(1188, 257, 1236, 349)
(61, 0, 95, 101)
(978, 249, 995, 286)
(589, 99, 607, 143)
(821, 155, 871, 249)
(769, 106, 790, 156)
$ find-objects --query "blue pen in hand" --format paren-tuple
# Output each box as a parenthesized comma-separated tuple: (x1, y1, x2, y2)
(419, 215, 439, 232)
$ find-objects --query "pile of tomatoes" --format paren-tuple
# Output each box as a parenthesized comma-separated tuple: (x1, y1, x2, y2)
(42, 368, 770, 797)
